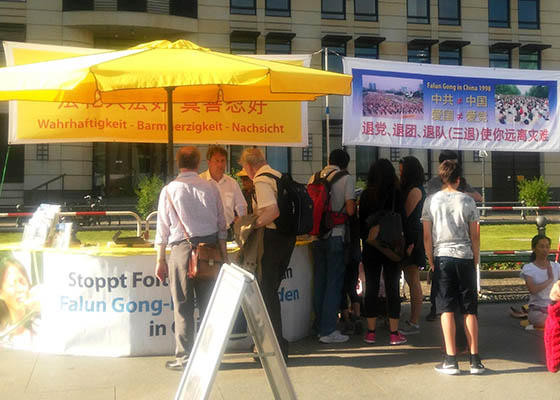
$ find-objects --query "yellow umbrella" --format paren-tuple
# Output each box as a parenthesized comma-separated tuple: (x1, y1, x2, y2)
(0, 40, 352, 175)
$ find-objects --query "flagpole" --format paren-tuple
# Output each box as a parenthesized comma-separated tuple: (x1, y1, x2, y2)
(166, 87, 176, 180)
(324, 48, 330, 159)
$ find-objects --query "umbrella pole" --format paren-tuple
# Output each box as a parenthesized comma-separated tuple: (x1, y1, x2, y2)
(166, 87, 176, 180)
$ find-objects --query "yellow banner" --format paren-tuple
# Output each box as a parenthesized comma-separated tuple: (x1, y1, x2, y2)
(5, 42, 308, 146)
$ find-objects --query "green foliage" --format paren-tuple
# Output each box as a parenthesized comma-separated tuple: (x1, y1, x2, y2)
(135, 175, 164, 219)
(355, 178, 367, 191)
(526, 85, 548, 99)
(517, 176, 550, 208)
(495, 84, 521, 96)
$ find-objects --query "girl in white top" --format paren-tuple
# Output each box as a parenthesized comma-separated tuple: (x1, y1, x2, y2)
(521, 235, 560, 328)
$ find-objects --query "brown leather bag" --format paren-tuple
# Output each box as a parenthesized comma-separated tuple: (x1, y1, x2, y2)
(188, 244, 224, 280)
(166, 187, 224, 280)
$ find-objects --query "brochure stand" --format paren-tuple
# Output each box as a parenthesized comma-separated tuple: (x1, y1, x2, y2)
(174, 263, 297, 400)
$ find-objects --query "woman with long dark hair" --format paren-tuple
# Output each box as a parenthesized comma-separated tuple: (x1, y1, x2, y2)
(359, 159, 407, 345)
(398, 156, 426, 335)
(521, 235, 560, 329)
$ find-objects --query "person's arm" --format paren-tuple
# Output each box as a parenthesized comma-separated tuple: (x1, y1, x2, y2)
(469, 220, 480, 266)
(255, 204, 280, 228)
(345, 199, 356, 216)
(464, 183, 483, 202)
(423, 220, 434, 271)
(404, 187, 422, 218)
(155, 244, 168, 282)
(550, 280, 560, 302)
(232, 181, 248, 218)
(524, 273, 555, 296)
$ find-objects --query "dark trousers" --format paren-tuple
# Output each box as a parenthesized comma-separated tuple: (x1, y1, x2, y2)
(362, 244, 401, 319)
(168, 235, 216, 362)
(260, 228, 296, 357)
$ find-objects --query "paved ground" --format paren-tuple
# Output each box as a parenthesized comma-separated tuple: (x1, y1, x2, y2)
(1, 301, 557, 400)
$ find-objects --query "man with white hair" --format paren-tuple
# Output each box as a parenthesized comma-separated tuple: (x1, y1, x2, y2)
(240, 147, 295, 362)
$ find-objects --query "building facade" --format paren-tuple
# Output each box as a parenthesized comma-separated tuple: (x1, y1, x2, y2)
(0, 0, 559, 205)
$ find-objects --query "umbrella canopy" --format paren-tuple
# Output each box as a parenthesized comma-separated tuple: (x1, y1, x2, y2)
(0, 39, 352, 175)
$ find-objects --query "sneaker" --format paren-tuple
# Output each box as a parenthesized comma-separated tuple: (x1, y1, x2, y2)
(400, 320, 420, 335)
(319, 330, 349, 344)
(363, 331, 376, 344)
(165, 359, 186, 371)
(434, 357, 460, 375)
(389, 332, 407, 345)
(470, 354, 486, 375)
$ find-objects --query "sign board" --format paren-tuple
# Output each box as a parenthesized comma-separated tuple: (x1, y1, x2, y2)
(175, 264, 296, 400)
(3, 41, 309, 147)
(343, 57, 560, 152)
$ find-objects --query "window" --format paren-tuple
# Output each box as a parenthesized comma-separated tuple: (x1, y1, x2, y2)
(408, 0, 429, 24)
(266, 0, 290, 17)
(518, 0, 539, 29)
(322, 0, 345, 19)
(355, 43, 379, 59)
(0, 114, 23, 183)
(230, 32, 258, 54)
(519, 50, 540, 69)
(322, 120, 343, 166)
(489, 49, 511, 68)
(489, 0, 509, 27)
(439, 0, 460, 25)
(170, 0, 197, 18)
(265, 33, 293, 54)
(63, 0, 94, 11)
(117, 0, 147, 12)
(356, 146, 378, 181)
(439, 48, 461, 65)
(355, 0, 378, 21)
(322, 36, 350, 73)
(408, 47, 431, 64)
(390, 148, 401, 162)
(231, 0, 256, 15)
(36, 144, 49, 161)
(302, 135, 312, 161)
(0, 23, 26, 67)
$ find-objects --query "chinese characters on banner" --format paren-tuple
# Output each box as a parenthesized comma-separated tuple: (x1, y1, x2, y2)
(342, 57, 560, 152)
(5, 42, 309, 147)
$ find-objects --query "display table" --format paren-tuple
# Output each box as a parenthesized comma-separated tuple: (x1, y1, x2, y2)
(0, 241, 313, 356)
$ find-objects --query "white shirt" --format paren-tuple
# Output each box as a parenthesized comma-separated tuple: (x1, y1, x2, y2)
(521, 262, 560, 308)
(155, 171, 228, 245)
(200, 170, 247, 226)
(253, 164, 281, 229)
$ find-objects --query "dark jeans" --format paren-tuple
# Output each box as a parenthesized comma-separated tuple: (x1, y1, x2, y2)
(260, 228, 296, 357)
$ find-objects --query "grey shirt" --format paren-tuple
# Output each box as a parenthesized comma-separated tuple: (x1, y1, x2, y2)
(421, 190, 479, 259)
(308, 165, 355, 237)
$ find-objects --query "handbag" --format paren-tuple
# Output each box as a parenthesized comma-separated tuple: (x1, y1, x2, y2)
(365, 189, 405, 262)
(166, 187, 224, 280)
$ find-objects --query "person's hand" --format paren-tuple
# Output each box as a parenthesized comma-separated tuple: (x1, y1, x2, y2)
(406, 243, 414, 256)
(550, 281, 560, 302)
(155, 259, 168, 282)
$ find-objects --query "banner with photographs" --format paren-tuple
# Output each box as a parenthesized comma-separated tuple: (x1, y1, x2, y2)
(342, 57, 560, 152)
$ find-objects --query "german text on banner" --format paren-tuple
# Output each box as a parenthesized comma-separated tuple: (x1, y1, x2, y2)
(342, 57, 560, 152)
(4, 42, 309, 146)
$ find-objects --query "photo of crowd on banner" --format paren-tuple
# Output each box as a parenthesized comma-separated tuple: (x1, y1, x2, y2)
(495, 84, 551, 130)
(361, 76, 424, 120)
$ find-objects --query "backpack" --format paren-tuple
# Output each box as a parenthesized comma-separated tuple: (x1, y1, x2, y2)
(365, 189, 405, 262)
(307, 169, 349, 238)
(257, 172, 313, 236)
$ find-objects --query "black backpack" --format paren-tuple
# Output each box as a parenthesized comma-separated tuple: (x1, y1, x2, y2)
(257, 172, 313, 236)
